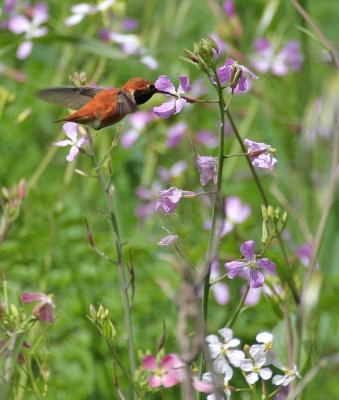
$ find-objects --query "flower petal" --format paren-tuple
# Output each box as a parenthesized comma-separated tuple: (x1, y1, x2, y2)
(8, 15, 30, 34)
(177, 76, 191, 93)
(142, 355, 157, 371)
(246, 372, 259, 384)
(153, 99, 176, 118)
(17, 41, 33, 59)
(240, 240, 256, 261)
(257, 258, 276, 273)
(259, 367, 273, 380)
(225, 261, 247, 279)
(53, 139, 72, 147)
(154, 75, 176, 94)
(250, 269, 265, 288)
(66, 146, 80, 162)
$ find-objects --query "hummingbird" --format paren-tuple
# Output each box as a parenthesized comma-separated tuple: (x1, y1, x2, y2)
(35, 77, 159, 130)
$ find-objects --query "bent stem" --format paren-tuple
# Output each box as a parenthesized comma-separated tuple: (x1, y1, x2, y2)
(85, 130, 136, 390)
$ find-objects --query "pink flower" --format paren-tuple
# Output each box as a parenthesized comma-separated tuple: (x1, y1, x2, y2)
(166, 122, 187, 147)
(157, 161, 187, 182)
(153, 75, 191, 118)
(53, 122, 87, 162)
(244, 138, 278, 170)
(157, 234, 178, 247)
(225, 240, 276, 288)
(156, 187, 196, 215)
(22, 292, 55, 323)
(8, 2, 49, 59)
(251, 38, 303, 76)
(196, 155, 218, 186)
(122, 111, 154, 148)
(142, 353, 184, 388)
(221, 196, 251, 237)
(224, 1, 235, 17)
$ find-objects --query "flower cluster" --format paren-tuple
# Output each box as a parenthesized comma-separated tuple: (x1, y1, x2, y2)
(193, 329, 301, 398)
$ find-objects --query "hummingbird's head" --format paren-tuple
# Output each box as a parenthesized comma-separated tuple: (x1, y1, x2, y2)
(124, 78, 158, 105)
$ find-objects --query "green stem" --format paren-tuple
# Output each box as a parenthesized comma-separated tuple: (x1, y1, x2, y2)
(86, 131, 136, 393)
(223, 152, 249, 158)
(226, 284, 250, 328)
(226, 110, 300, 304)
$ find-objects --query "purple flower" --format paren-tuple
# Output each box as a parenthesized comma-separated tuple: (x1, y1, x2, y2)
(225, 240, 276, 288)
(53, 122, 87, 162)
(22, 292, 55, 323)
(156, 187, 196, 215)
(221, 196, 251, 237)
(244, 138, 278, 170)
(121, 18, 139, 32)
(212, 59, 258, 91)
(166, 122, 187, 147)
(251, 38, 303, 76)
(196, 155, 218, 186)
(157, 234, 178, 247)
(209, 33, 230, 56)
(196, 130, 219, 148)
(65, 0, 114, 26)
(8, 2, 49, 59)
(224, 1, 235, 17)
(153, 75, 191, 118)
(142, 353, 184, 388)
(210, 258, 230, 305)
(122, 111, 154, 148)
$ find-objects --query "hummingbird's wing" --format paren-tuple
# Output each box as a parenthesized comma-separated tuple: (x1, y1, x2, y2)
(35, 86, 104, 110)
(116, 89, 137, 115)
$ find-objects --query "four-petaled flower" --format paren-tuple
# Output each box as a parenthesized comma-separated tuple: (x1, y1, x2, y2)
(206, 327, 245, 373)
(244, 138, 278, 170)
(240, 353, 273, 384)
(272, 365, 301, 386)
(8, 2, 49, 59)
(53, 122, 87, 162)
(212, 59, 258, 91)
(194, 370, 233, 400)
(250, 331, 282, 367)
(157, 234, 178, 247)
(153, 75, 191, 118)
(156, 187, 196, 215)
(22, 292, 55, 323)
(196, 155, 218, 186)
(225, 240, 276, 288)
(142, 353, 184, 388)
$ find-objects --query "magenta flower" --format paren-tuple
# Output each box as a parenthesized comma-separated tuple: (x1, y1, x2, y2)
(196, 130, 219, 148)
(142, 353, 184, 388)
(221, 196, 251, 237)
(196, 155, 218, 186)
(8, 2, 49, 59)
(153, 75, 191, 118)
(225, 240, 276, 288)
(166, 122, 187, 147)
(156, 187, 196, 215)
(53, 122, 87, 162)
(251, 38, 303, 76)
(121, 18, 139, 32)
(22, 292, 55, 323)
(244, 138, 278, 170)
(224, 1, 235, 17)
(157, 234, 178, 247)
(212, 59, 258, 91)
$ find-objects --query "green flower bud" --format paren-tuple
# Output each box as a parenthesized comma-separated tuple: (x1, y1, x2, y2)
(275, 207, 281, 220)
(207, 36, 219, 53)
(267, 205, 275, 218)
(89, 304, 97, 322)
(198, 38, 214, 67)
(261, 205, 268, 222)
(261, 220, 268, 244)
(184, 49, 199, 63)
(198, 59, 210, 74)
(282, 211, 288, 225)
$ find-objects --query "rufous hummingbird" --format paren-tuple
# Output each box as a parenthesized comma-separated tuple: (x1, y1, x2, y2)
(36, 77, 159, 130)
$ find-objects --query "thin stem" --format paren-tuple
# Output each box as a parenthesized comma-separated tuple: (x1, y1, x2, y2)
(175, 245, 196, 269)
(226, 110, 300, 304)
(85, 131, 136, 392)
(288, 0, 338, 67)
(225, 110, 268, 206)
(226, 284, 250, 328)
(223, 152, 249, 159)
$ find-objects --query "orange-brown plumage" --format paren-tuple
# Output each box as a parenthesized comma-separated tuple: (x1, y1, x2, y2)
(36, 78, 158, 130)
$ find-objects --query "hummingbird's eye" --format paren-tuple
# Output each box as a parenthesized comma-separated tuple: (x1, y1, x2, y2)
(148, 84, 155, 90)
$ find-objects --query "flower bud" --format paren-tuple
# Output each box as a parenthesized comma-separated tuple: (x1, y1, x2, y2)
(18, 179, 26, 200)
(261, 205, 268, 222)
(207, 36, 219, 54)
(89, 304, 97, 321)
(282, 211, 288, 226)
(198, 59, 210, 74)
(184, 49, 199, 63)
(261, 220, 268, 244)
(198, 38, 214, 67)
(275, 207, 281, 220)
(230, 68, 242, 89)
(267, 205, 275, 218)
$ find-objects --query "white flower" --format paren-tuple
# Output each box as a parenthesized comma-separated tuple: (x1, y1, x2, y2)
(272, 365, 301, 386)
(200, 372, 232, 400)
(249, 331, 282, 367)
(206, 328, 245, 373)
(240, 353, 272, 384)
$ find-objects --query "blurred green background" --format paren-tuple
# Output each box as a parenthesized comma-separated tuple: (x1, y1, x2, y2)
(0, 0, 338, 398)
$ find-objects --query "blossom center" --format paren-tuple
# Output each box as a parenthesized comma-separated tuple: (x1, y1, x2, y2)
(264, 342, 272, 351)
(253, 366, 260, 373)
(248, 261, 256, 270)
(154, 368, 165, 377)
